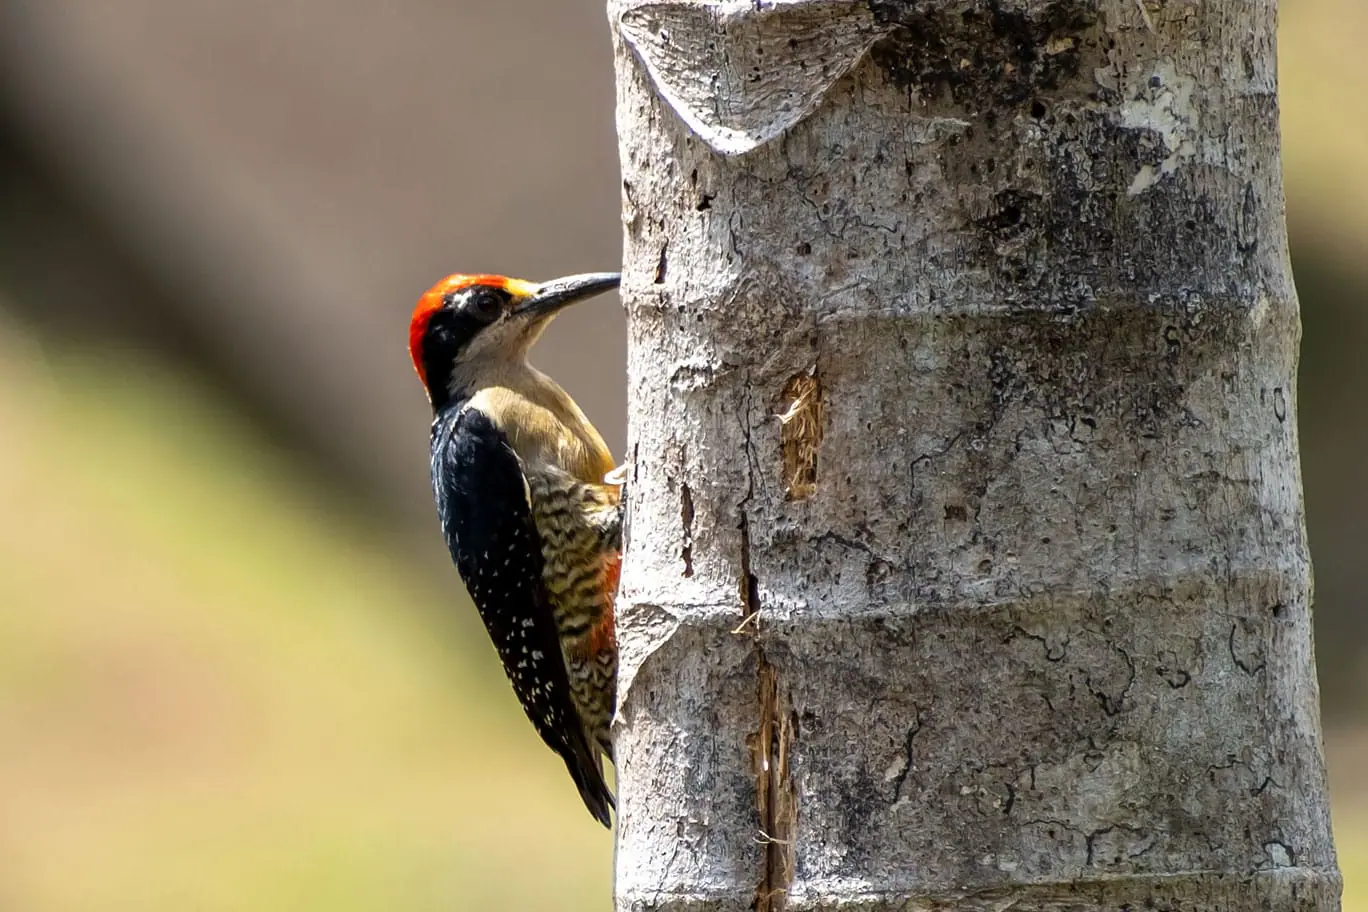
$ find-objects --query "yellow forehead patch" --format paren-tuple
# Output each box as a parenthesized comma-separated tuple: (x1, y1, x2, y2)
(503, 278, 540, 298)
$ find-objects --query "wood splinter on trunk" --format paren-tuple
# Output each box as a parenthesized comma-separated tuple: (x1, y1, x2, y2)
(778, 369, 823, 500)
(751, 657, 796, 912)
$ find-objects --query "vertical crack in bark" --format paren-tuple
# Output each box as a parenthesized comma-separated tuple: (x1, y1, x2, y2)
(740, 513, 796, 912)
(738, 512, 760, 619)
(653, 239, 669, 284)
(778, 368, 823, 500)
(680, 482, 695, 577)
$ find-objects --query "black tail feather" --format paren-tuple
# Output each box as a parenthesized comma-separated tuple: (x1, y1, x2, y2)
(561, 732, 614, 828)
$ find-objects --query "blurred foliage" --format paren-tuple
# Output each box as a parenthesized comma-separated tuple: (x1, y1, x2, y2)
(0, 330, 611, 910)
(1282, 0, 1368, 721)
(1290, 248, 1368, 717)
(1281, 0, 1368, 259)
(1345, 816, 1367, 912)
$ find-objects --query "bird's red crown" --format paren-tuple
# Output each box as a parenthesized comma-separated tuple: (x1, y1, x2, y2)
(409, 274, 517, 387)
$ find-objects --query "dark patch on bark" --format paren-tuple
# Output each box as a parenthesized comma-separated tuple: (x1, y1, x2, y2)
(1229, 622, 1268, 677)
(971, 304, 1235, 444)
(867, 0, 1098, 108)
(925, 80, 1279, 312)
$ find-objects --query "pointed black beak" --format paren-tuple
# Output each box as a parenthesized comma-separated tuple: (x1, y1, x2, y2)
(510, 272, 620, 320)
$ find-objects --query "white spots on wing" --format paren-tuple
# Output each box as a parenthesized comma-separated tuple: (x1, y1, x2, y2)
(435, 433, 582, 749)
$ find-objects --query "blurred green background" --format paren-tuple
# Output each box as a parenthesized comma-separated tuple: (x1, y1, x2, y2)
(0, 2, 1362, 909)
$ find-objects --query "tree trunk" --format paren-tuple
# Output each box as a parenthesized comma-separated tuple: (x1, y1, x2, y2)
(608, 1, 1340, 910)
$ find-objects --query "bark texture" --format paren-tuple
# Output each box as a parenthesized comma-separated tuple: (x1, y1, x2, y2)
(609, 1, 1340, 910)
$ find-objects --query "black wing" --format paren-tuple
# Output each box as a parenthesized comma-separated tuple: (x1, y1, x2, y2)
(430, 406, 614, 826)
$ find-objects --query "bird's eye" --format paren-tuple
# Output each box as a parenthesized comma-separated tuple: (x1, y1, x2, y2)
(467, 287, 506, 322)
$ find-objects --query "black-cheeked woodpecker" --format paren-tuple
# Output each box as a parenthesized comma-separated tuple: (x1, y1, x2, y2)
(408, 272, 622, 827)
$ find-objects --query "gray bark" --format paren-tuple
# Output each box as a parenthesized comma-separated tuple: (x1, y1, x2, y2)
(608, 1, 1340, 910)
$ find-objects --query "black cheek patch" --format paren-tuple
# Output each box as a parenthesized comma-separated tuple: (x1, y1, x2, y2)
(420, 308, 486, 411)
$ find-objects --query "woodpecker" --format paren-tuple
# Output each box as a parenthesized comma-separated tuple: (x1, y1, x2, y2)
(409, 271, 623, 827)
